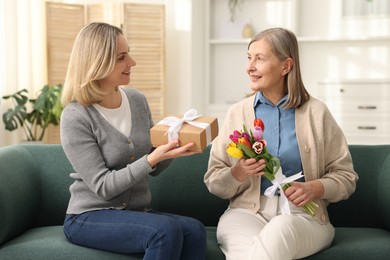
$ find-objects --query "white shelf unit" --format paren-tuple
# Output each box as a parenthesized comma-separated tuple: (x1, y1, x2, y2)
(204, 0, 298, 124)
(204, 0, 390, 144)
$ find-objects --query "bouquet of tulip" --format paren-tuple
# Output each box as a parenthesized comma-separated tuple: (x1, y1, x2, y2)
(227, 118, 318, 216)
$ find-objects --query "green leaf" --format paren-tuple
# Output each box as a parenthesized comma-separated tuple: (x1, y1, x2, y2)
(242, 124, 248, 133)
(1, 84, 63, 141)
(270, 157, 281, 174)
(237, 143, 256, 158)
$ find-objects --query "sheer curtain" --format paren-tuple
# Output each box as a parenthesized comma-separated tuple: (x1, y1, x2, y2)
(0, 0, 47, 147)
(0, 1, 5, 97)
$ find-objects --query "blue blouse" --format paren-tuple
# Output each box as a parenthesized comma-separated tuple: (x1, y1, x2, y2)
(254, 92, 304, 193)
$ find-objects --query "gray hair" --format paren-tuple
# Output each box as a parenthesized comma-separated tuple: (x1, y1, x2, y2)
(249, 27, 309, 108)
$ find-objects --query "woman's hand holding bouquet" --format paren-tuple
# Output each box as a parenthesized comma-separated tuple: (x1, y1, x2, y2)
(227, 119, 318, 216)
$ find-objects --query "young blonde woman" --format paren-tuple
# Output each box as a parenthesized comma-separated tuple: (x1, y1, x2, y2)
(204, 27, 358, 260)
(60, 22, 207, 260)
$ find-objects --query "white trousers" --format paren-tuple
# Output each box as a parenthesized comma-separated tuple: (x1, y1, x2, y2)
(217, 196, 335, 260)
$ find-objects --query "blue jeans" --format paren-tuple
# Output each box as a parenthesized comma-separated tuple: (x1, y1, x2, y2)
(64, 209, 207, 260)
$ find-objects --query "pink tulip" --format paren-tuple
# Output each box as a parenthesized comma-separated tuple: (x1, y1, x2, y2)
(253, 126, 264, 141)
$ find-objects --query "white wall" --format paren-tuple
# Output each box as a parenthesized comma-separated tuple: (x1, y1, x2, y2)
(4, 0, 388, 146)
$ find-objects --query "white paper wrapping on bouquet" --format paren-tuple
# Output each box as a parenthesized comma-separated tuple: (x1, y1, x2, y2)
(157, 108, 212, 144)
(264, 167, 304, 215)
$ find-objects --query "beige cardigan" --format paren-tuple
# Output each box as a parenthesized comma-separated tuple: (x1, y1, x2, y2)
(204, 94, 358, 224)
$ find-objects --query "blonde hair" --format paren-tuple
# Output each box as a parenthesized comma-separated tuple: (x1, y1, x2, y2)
(61, 22, 123, 107)
(248, 28, 309, 108)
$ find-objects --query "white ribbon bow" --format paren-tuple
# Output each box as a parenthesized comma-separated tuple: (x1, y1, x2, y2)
(157, 108, 212, 143)
(264, 167, 304, 215)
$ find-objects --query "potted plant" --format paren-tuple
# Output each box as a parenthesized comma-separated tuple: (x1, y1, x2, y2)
(1, 83, 63, 141)
(229, 0, 243, 22)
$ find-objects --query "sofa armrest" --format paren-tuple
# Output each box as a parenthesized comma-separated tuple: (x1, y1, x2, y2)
(0, 145, 40, 245)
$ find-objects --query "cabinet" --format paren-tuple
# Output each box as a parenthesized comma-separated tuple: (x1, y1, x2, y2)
(204, 0, 390, 144)
(317, 80, 390, 144)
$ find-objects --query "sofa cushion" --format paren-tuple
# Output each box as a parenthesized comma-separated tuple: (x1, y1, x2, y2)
(0, 226, 224, 260)
(303, 227, 390, 259)
(0, 226, 141, 260)
(206, 226, 225, 260)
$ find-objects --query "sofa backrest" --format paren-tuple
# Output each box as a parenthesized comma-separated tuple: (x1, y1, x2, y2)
(148, 145, 229, 226)
(150, 144, 390, 229)
(328, 145, 390, 230)
(1, 143, 389, 246)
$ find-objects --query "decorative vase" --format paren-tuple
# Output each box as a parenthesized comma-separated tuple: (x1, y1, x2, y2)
(242, 23, 254, 39)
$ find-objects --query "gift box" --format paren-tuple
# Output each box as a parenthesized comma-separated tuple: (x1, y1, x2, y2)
(150, 111, 219, 152)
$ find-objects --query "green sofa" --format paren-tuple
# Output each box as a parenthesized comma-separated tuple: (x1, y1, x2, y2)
(0, 144, 389, 259)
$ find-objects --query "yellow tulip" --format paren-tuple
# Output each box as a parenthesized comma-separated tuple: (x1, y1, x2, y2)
(226, 143, 244, 159)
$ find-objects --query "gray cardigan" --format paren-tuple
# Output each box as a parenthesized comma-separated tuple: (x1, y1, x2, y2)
(60, 88, 171, 214)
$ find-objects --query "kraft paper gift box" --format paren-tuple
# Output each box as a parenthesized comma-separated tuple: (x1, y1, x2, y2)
(150, 110, 219, 152)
